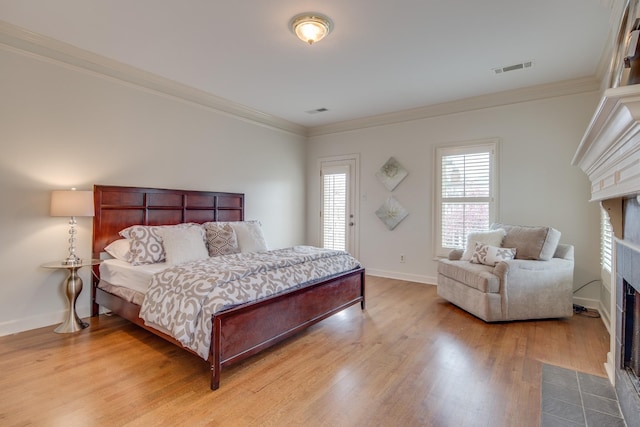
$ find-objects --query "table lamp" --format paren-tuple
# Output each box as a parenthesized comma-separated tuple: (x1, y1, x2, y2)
(50, 189, 94, 265)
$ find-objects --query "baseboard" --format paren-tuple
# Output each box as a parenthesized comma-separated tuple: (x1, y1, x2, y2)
(572, 296, 600, 311)
(0, 305, 99, 337)
(0, 310, 65, 337)
(366, 269, 436, 285)
(598, 300, 611, 335)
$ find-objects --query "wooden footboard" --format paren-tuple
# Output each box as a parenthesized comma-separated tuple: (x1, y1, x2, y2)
(94, 267, 365, 390)
(210, 267, 365, 390)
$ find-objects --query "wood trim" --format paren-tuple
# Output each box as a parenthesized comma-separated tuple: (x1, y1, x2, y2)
(211, 268, 365, 390)
(91, 184, 244, 260)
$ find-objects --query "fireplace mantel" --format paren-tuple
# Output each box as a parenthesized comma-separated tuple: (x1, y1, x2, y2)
(572, 85, 640, 203)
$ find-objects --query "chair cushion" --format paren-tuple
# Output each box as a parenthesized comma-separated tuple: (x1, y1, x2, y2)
(438, 259, 500, 293)
(491, 224, 561, 261)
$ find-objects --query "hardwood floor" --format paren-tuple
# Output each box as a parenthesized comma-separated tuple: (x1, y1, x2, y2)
(0, 276, 609, 426)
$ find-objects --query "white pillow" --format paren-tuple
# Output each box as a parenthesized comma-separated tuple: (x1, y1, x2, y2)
(159, 226, 208, 265)
(104, 239, 132, 262)
(461, 228, 506, 261)
(470, 242, 516, 266)
(229, 220, 268, 253)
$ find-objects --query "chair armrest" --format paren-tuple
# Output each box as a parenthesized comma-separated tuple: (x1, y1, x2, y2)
(448, 249, 464, 261)
(492, 257, 574, 319)
(553, 244, 574, 261)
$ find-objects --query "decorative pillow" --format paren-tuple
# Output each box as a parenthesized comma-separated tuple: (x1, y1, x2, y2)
(104, 239, 132, 262)
(119, 223, 201, 265)
(491, 223, 561, 261)
(203, 222, 240, 256)
(229, 220, 268, 253)
(119, 225, 164, 265)
(158, 226, 208, 265)
(471, 242, 516, 266)
(461, 228, 506, 261)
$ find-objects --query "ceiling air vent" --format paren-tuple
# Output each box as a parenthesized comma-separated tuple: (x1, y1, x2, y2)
(492, 60, 534, 75)
(305, 107, 329, 114)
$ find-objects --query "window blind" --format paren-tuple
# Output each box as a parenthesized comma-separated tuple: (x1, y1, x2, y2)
(601, 207, 613, 273)
(322, 172, 347, 251)
(439, 149, 493, 251)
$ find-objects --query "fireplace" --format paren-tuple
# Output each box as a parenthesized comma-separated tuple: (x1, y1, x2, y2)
(622, 279, 640, 394)
(572, 53, 640, 422)
(614, 198, 640, 421)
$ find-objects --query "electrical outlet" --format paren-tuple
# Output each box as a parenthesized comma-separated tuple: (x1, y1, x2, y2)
(400, 254, 405, 263)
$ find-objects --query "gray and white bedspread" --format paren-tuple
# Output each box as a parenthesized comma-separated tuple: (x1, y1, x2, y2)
(140, 246, 361, 359)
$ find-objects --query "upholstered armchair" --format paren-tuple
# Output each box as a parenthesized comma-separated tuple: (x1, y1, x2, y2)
(436, 224, 574, 322)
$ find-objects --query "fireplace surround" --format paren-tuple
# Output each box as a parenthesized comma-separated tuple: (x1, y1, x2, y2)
(573, 82, 640, 423)
(614, 198, 640, 421)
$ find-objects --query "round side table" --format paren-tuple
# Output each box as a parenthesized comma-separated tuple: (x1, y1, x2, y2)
(41, 259, 101, 333)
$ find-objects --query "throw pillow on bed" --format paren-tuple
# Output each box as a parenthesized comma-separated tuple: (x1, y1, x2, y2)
(119, 223, 202, 265)
(104, 238, 132, 262)
(229, 221, 268, 253)
(159, 226, 208, 265)
(204, 222, 240, 256)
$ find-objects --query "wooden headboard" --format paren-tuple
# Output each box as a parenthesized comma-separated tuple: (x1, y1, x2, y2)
(92, 185, 244, 259)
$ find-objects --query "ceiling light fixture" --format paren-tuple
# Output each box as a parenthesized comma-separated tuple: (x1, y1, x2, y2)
(289, 13, 333, 45)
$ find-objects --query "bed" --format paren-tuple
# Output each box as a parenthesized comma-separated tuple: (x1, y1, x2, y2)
(90, 185, 366, 390)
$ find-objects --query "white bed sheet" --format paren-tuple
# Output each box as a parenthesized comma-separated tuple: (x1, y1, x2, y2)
(99, 259, 168, 294)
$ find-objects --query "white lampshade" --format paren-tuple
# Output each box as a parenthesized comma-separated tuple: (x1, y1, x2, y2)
(50, 190, 94, 217)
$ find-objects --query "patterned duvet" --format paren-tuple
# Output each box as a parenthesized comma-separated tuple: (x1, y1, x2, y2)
(140, 246, 361, 359)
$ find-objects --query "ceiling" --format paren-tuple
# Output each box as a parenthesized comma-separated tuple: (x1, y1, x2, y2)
(0, 0, 618, 128)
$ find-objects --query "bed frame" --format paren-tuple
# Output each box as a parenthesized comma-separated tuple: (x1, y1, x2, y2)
(91, 185, 366, 390)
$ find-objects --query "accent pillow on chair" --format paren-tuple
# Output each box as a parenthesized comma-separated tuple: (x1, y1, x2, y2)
(470, 242, 516, 266)
(461, 228, 507, 261)
(491, 223, 561, 260)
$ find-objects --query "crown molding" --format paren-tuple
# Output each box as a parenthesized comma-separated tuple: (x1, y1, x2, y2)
(0, 20, 604, 140)
(307, 77, 601, 137)
(0, 21, 307, 137)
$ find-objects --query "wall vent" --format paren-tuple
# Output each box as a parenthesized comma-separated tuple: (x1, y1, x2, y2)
(492, 61, 534, 75)
(305, 107, 329, 114)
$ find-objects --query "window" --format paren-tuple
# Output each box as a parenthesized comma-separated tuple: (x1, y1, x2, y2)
(601, 207, 613, 274)
(321, 167, 348, 251)
(434, 140, 498, 257)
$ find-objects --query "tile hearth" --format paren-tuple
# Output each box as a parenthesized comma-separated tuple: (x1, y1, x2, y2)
(540, 364, 626, 427)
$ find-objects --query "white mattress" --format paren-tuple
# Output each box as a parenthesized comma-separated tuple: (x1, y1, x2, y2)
(99, 259, 168, 294)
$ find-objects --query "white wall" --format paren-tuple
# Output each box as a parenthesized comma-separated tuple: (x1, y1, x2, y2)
(0, 47, 307, 335)
(306, 92, 602, 303)
(0, 33, 605, 337)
